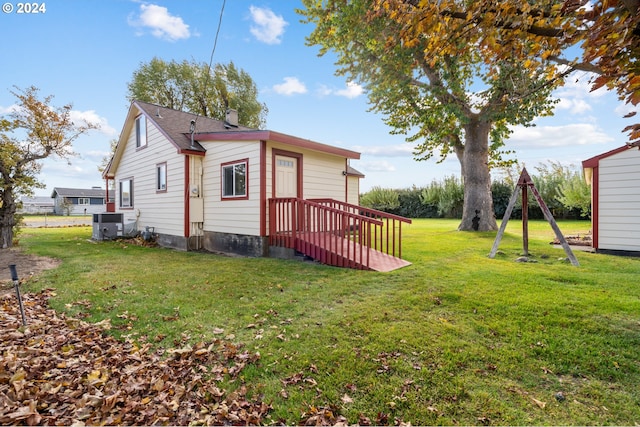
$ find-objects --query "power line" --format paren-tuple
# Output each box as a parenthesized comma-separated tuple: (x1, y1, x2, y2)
(193, 0, 226, 129)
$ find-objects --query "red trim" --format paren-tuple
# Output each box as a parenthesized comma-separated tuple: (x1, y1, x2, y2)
(221, 158, 250, 200)
(260, 141, 267, 237)
(184, 156, 190, 238)
(195, 130, 360, 159)
(178, 148, 206, 156)
(272, 149, 303, 199)
(592, 165, 599, 249)
(582, 144, 634, 168)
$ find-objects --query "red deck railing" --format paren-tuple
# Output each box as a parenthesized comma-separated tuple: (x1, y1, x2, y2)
(268, 198, 411, 270)
(310, 198, 412, 259)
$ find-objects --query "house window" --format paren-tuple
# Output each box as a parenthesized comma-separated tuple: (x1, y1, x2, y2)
(78, 198, 90, 205)
(135, 115, 147, 148)
(157, 162, 167, 191)
(222, 159, 248, 199)
(120, 178, 134, 208)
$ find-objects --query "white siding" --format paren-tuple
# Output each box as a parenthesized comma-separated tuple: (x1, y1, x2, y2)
(346, 175, 360, 206)
(267, 142, 347, 201)
(201, 140, 261, 236)
(114, 117, 185, 236)
(598, 148, 640, 251)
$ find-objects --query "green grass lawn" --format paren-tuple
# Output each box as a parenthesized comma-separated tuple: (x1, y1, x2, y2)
(16, 219, 640, 425)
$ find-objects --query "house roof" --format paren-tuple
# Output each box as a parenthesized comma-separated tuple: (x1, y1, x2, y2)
(51, 187, 106, 198)
(21, 196, 55, 206)
(104, 101, 361, 179)
(346, 165, 365, 177)
(135, 100, 255, 154)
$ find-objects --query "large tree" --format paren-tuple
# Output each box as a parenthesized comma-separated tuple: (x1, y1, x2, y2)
(0, 86, 98, 248)
(299, 0, 564, 231)
(378, 0, 640, 142)
(127, 58, 268, 129)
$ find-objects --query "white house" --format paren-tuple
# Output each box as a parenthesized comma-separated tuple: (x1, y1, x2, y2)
(103, 101, 374, 258)
(582, 142, 640, 255)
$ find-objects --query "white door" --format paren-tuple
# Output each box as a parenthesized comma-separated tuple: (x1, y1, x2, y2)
(275, 155, 298, 198)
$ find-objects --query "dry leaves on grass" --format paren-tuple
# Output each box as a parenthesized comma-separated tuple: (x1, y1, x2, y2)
(0, 289, 271, 425)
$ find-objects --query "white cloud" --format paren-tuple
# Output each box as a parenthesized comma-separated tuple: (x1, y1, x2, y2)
(316, 85, 333, 97)
(553, 73, 609, 114)
(128, 3, 191, 41)
(69, 110, 117, 136)
(335, 82, 364, 99)
(508, 123, 614, 148)
(556, 97, 592, 114)
(0, 103, 19, 114)
(317, 82, 364, 99)
(361, 160, 396, 172)
(272, 77, 307, 96)
(353, 144, 413, 158)
(249, 6, 287, 45)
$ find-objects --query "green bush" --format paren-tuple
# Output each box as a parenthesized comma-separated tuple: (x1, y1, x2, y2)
(421, 175, 464, 218)
(360, 186, 400, 211)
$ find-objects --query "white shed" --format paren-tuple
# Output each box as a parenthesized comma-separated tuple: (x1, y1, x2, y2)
(582, 143, 640, 255)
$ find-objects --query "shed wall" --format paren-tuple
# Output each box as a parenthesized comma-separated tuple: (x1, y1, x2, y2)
(598, 148, 640, 252)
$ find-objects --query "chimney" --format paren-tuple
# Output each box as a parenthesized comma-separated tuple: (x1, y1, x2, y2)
(225, 108, 238, 127)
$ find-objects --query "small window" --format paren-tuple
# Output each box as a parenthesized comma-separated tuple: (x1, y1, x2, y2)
(156, 163, 167, 191)
(78, 198, 90, 205)
(277, 159, 294, 168)
(222, 160, 248, 199)
(135, 115, 147, 148)
(120, 178, 134, 208)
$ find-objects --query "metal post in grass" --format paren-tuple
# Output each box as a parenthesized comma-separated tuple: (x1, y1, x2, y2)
(9, 264, 27, 327)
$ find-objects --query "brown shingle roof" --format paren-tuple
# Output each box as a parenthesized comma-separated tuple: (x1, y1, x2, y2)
(134, 101, 254, 153)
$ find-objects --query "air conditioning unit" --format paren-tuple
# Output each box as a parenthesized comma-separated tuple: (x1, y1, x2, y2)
(92, 213, 124, 240)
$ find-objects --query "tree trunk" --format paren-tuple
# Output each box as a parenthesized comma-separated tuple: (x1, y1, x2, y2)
(0, 189, 17, 248)
(458, 117, 498, 231)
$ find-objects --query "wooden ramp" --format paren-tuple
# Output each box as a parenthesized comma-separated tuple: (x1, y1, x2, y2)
(295, 231, 411, 272)
(269, 198, 412, 271)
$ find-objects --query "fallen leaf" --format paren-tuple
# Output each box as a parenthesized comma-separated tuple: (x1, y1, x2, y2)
(531, 397, 547, 409)
(341, 393, 353, 404)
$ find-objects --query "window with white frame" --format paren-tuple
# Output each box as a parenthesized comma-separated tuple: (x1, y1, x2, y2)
(120, 178, 133, 208)
(135, 115, 147, 148)
(222, 160, 247, 199)
(78, 198, 90, 205)
(156, 162, 167, 191)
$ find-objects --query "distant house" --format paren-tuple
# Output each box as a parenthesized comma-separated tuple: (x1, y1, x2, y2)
(102, 101, 412, 271)
(19, 196, 55, 214)
(582, 143, 640, 255)
(51, 187, 106, 216)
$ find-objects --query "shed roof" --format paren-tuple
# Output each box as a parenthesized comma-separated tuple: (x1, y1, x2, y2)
(582, 143, 640, 184)
(51, 187, 106, 198)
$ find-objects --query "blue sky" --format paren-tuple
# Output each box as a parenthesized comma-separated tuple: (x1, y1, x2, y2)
(1, 0, 637, 197)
